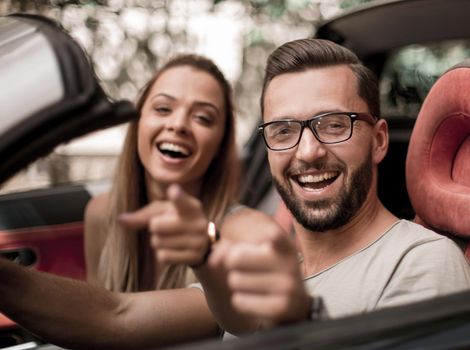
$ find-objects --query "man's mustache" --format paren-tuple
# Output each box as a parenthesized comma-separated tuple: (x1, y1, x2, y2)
(286, 159, 346, 177)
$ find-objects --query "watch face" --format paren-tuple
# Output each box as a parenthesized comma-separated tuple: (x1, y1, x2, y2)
(309, 296, 327, 321)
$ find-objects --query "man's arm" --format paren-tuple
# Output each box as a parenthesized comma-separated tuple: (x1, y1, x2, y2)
(193, 208, 287, 335)
(0, 257, 219, 349)
(207, 225, 312, 335)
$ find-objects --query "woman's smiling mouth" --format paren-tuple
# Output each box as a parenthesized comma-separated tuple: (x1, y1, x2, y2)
(157, 142, 192, 159)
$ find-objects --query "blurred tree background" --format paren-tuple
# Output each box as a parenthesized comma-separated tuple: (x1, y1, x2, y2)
(0, 0, 372, 190)
(0, 0, 374, 139)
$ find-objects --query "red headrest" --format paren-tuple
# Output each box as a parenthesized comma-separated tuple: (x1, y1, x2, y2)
(406, 60, 470, 239)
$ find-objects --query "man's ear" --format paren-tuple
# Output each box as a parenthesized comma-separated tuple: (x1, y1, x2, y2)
(372, 118, 389, 164)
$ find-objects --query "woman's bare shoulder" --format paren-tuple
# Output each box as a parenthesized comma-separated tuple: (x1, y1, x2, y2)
(85, 192, 110, 224)
(84, 192, 112, 283)
(84, 192, 112, 245)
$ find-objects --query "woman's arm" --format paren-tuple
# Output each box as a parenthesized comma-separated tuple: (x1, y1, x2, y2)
(0, 257, 219, 349)
(118, 185, 295, 336)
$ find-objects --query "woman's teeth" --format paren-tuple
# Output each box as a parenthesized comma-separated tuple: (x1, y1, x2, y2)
(158, 142, 191, 158)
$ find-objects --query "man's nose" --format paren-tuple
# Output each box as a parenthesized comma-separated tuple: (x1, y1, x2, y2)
(294, 127, 327, 162)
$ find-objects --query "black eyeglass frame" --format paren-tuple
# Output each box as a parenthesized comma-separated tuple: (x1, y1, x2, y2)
(258, 112, 377, 151)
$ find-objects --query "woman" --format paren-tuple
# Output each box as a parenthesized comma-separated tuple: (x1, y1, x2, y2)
(0, 54, 285, 349)
(84, 54, 239, 292)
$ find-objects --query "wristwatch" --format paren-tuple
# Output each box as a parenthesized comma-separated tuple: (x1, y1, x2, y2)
(308, 296, 327, 321)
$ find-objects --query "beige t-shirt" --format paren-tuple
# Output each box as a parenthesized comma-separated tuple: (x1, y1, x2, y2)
(192, 219, 470, 340)
(304, 219, 470, 318)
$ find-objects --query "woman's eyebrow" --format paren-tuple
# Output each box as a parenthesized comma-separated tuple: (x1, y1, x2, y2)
(150, 94, 221, 115)
(193, 101, 220, 115)
(150, 93, 176, 101)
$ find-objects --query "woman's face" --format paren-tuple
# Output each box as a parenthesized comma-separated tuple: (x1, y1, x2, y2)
(137, 66, 226, 197)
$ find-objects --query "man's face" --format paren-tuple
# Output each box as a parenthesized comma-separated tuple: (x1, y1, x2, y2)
(263, 65, 377, 232)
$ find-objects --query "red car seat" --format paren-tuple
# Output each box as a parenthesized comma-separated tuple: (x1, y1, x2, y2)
(406, 60, 470, 260)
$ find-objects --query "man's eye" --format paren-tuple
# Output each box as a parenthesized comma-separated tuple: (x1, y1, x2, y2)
(271, 125, 295, 137)
(328, 122, 345, 129)
(322, 122, 348, 134)
(277, 127, 293, 135)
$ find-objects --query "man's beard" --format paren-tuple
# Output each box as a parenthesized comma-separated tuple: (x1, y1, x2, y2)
(273, 152, 373, 232)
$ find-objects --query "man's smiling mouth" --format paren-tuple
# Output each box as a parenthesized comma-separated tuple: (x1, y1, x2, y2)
(294, 171, 340, 190)
(157, 142, 192, 159)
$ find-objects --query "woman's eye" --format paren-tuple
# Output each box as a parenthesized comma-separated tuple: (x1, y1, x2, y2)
(154, 106, 172, 114)
(195, 114, 213, 125)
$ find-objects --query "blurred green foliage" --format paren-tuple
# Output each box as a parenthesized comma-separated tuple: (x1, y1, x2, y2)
(2, 0, 466, 130)
(2, 0, 470, 191)
(340, 0, 372, 10)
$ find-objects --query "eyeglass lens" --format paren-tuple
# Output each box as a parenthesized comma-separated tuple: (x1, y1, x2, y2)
(263, 113, 353, 150)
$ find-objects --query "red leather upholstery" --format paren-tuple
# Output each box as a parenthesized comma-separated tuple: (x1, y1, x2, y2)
(406, 60, 470, 259)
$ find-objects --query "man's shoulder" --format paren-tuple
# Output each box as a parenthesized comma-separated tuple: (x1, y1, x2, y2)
(383, 219, 467, 257)
(386, 219, 449, 243)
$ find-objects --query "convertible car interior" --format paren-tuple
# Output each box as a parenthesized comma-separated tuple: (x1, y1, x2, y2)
(2, 0, 470, 349)
(406, 60, 470, 259)
(0, 13, 137, 348)
(169, 58, 470, 350)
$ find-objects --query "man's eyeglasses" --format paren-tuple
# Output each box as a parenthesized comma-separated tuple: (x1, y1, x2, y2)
(258, 112, 377, 151)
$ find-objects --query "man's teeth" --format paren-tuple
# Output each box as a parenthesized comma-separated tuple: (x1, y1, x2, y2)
(159, 142, 190, 156)
(298, 172, 337, 184)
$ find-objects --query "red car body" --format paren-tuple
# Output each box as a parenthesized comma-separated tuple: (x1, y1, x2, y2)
(0, 186, 90, 344)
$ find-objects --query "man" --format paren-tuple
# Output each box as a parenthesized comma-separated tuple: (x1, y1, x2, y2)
(204, 38, 470, 334)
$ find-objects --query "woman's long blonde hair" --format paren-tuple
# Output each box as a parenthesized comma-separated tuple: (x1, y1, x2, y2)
(97, 54, 239, 292)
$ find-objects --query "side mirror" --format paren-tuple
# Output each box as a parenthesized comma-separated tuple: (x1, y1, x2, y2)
(0, 13, 138, 184)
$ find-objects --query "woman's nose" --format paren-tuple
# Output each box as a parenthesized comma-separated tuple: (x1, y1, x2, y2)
(167, 110, 190, 134)
(294, 127, 327, 162)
